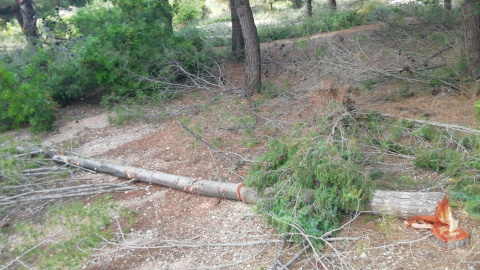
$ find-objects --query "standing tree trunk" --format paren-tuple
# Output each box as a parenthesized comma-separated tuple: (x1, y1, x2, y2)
(444, 0, 452, 11)
(235, 0, 261, 98)
(307, 0, 312, 16)
(291, 0, 302, 8)
(230, 0, 245, 60)
(328, 0, 337, 10)
(463, 0, 480, 74)
(13, 0, 38, 45)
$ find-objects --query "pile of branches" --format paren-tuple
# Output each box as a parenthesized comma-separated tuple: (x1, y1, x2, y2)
(0, 144, 137, 221)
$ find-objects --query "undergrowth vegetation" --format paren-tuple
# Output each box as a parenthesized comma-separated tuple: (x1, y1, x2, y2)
(1, 0, 474, 132)
(0, 195, 136, 268)
(247, 111, 480, 246)
(247, 135, 371, 248)
(0, 137, 138, 268)
(256, 8, 365, 42)
(1, 0, 210, 131)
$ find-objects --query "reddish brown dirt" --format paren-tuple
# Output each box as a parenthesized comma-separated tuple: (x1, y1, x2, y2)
(5, 22, 479, 269)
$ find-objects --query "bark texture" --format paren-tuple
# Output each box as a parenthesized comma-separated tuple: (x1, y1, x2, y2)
(16, 0, 38, 45)
(53, 155, 446, 219)
(328, 0, 337, 10)
(291, 0, 303, 8)
(235, 0, 261, 97)
(307, 0, 313, 17)
(230, 0, 245, 59)
(444, 0, 451, 11)
(370, 190, 445, 218)
(463, 0, 480, 73)
(52, 155, 259, 203)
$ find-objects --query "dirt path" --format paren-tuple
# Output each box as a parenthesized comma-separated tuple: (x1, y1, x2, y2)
(35, 103, 282, 270)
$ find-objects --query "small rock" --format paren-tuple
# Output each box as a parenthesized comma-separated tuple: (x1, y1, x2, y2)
(360, 252, 367, 258)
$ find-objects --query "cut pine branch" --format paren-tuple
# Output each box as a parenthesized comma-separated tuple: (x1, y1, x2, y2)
(52, 155, 446, 218)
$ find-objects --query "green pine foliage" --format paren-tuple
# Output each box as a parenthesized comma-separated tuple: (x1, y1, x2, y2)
(247, 136, 371, 248)
(0, 67, 57, 132)
(257, 9, 365, 42)
(1, 0, 210, 131)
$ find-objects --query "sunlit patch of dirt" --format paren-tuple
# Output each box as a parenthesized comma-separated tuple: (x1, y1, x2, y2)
(367, 92, 480, 128)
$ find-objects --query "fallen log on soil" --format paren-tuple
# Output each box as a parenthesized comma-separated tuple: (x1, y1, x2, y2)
(52, 155, 444, 218)
(370, 190, 445, 218)
(52, 155, 259, 204)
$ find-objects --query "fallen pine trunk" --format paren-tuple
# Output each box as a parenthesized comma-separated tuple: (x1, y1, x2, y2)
(52, 155, 259, 204)
(370, 190, 445, 218)
(52, 155, 444, 218)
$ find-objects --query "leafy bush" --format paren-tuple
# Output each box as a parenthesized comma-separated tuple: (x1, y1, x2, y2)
(0, 66, 57, 132)
(247, 136, 371, 247)
(70, 0, 209, 101)
(1, 0, 212, 131)
(173, 0, 208, 25)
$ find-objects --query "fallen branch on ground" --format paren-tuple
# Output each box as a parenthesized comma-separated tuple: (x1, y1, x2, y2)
(52, 154, 259, 204)
(0, 183, 137, 206)
(177, 121, 253, 162)
(52, 155, 445, 218)
(380, 113, 480, 134)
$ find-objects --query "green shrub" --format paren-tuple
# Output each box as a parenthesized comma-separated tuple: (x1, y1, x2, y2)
(474, 100, 480, 119)
(413, 149, 461, 174)
(257, 9, 365, 42)
(0, 67, 57, 132)
(173, 0, 207, 25)
(0, 0, 212, 132)
(247, 136, 371, 247)
(412, 124, 442, 141)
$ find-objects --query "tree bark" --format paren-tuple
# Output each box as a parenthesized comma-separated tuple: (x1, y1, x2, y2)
(52, 155, 445, 218)
(307, 0, 313, 17)
(52, 155, 259, 203)
(230, 0, 245, 60)
(15, 0, 39, 45)
(463, 0, 480, 74)
(235, 0, 261, 97)
(444, 0, 451, 11)
(291, 0, 302, 8)
(328, 0, 337, 10)
(370, 190, 445, 218)
(11, 2, 24, 31)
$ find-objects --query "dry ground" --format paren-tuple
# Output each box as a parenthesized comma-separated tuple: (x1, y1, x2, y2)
(3, 21, 480, 269)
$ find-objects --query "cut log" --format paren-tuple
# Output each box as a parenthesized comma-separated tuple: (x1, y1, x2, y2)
(53, 155, 445, 218)
(370, 190, 445, 218)
(52, 155, 259, 204)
